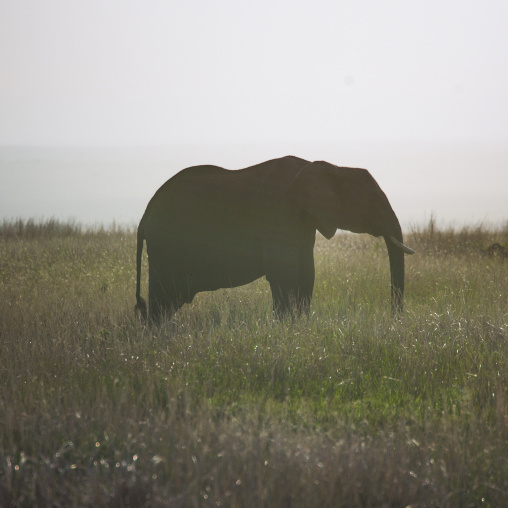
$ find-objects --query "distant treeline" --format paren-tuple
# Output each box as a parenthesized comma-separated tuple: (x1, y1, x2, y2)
(0, 218, 134, 239)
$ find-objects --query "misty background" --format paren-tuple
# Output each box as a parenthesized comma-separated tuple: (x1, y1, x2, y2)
(1, 1, 507, 229)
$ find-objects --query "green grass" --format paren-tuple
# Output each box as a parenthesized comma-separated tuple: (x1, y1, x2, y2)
(0, 219, 507, 506)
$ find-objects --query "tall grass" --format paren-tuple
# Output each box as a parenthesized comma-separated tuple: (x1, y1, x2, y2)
(0, 219, 506, 506)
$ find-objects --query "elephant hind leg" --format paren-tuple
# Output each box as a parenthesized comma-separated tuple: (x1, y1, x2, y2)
(148, 296, 184, 325)
(148, 264, 187, 325)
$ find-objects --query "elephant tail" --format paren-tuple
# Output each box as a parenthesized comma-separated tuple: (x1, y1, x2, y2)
(135, 222, 147, 320)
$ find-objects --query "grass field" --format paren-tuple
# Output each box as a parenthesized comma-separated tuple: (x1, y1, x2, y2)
(0, 218, 507, 507)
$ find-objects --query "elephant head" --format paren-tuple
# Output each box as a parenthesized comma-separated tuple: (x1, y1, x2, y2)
(291, 161, 414, 313)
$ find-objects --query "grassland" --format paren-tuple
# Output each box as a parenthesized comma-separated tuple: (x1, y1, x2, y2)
(0, 218, 507, 507)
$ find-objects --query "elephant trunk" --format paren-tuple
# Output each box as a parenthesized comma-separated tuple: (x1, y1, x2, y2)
(384, 234, 405, 315)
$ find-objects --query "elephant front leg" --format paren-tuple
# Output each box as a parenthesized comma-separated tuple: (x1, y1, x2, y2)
(266, 246, 315, 319)
(296, 245, 315, 316)
(268, 280, 312, 318)
(269, 281, 294, 318)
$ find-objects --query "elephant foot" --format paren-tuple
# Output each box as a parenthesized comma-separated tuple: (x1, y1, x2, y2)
(273, 301, 310, 321)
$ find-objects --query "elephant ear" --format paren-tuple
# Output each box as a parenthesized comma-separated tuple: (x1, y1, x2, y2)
(291, 161, 338, 239)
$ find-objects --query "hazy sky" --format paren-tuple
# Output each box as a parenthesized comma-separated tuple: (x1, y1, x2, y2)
(1, 1, 507, 227)
(1, 0, 508, 146)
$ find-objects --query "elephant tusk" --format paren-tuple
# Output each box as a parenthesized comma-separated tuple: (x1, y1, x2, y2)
(390, 236, 415, 255)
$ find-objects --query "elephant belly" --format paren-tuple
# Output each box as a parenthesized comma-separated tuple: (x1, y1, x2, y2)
(182, 245, 264, 292)
(150, 239, 264, 297)
(146, 214, 267, 298)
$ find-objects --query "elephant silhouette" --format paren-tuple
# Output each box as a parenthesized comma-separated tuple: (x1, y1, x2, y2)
(135, 156, 414, 322)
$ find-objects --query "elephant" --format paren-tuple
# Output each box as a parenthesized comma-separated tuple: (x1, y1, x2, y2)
(135, 156, 414, 323)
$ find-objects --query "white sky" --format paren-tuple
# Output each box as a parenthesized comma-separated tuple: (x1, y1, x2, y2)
(1, 0, 508, 146)
(0, 1, 507, 227)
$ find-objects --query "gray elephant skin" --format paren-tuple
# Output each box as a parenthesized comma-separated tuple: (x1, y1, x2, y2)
(135, 156, 414, 322)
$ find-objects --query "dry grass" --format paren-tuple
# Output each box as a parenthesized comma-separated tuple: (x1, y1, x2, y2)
(0, 219, 507, 506)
